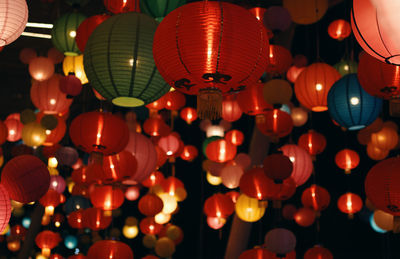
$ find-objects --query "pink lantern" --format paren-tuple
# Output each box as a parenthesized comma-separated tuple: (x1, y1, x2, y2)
(158, 133, 180, 157)
(280, 144, 313, 186)
(0, 184, 11, 233)
(4, 118, 23, 142)
(28, 57, 55, 82)
(125, 186, 140, 201)
(207, 216, 226, 230)
(222, 95, 243, 122)
(49, 175, 66, 194)
(0, 0, 28, 46)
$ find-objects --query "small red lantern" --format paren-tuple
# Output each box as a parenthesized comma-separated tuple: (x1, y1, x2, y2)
(294, 207, 316, 227)
(4, 118, 23, 142)
(90, 185, 125, 211)
(180, 107, 198, 124)
(301, 185, 331, 211)
(125, 186, 140, 201)
(304, 246, 333, 259)
(337, 192, 363, 217)
(205, 139, 237, 163)
(158, 133, 180, 157)
(180, 145, 198, 162)
(29, 56, 55, 82)
(271, 177, 297, 201)
(83, 207, 112, 231)
(39, 115, 66, 146)
(266, 44, 293, 75)
(256, 109, 293, 139)
(225, 130, 244, 146)
(335, 149, 360, 174)
(35, 230, 61, 257)
(139, 194, 164, 216)
(142, 171, 165, 188)
(39, 189, 61, 209)
(298, 130, 327, 158)
(263, 153, 293, 182)
(143, 117, 171, 137)
(328, 19, 351, 41)
(0, 184, 11, 233)
(103, 0, 140, 14)
(222, 95, 243, 122)
(102, 150, 137, 182)
(237, 82, 273, 116)
(140, 217, 163, 235)
(146, 95, 167, 111)
(239, 168, 279, 200)
(75, 14, 110, 52)
(280, 144, 314, 187)
(204, 193, 234, 218)
(59, 74, 82, 96)
(164, 91, 186, 111)
(240, 248, 296, 259)
(67, 210, 85, 229)
(161, 176, 184, 196)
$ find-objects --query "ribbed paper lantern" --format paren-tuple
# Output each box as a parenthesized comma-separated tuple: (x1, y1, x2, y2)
(328, 19, 351, 41)
(205, 139, 237, 163)
(235, 194, 267, 222)
(304, 246, 333, 259)
(51, 12, 86, 56)
(263, 79, 292, 106)
(328, 74, 382, 130)
(204, 193, 234, 218)
(69, 111, 129, 155)
(256, 109, 293, 139)
(4, 118, 23, 142)
(0, 184, 11, 233)
(83, 208, 112, 231)
(87, 240, 133, 259)
(0, 0, 28, 46)
(263, 6, 292, 32)
(295, 63, 341, 112)
(222, 95, 243, 122)
(281, 144, 313, 186)
(240, 168, 279, 200)
(55, 146, 79, 167)
(62, 55, 88, 84)
(337, 192, 363, 216)
(75, 14, 110, 52)
(301, 185, 331, 211)
(283, 0, 328, 25)
(139, 194, 164, 216)
(263, 153, 293, 182)
(35, 231, 61, 257)
(28, 57, 54, 82)
(104, 0, 140, 14)
(335, 149, 360, 174)
(84, 12, 170, 107)
(266, 45, 293, 75)
(90, 185, 124, 211)
(294, 207, 316, 227)
(264, 228, 296, 256)
(334, 59, 358, 77)
(298, 130, 327, 157)
(102, 150, 137, 182)
(237, 82, 273, 116)
(140, 0, 186, 22)
(271, 177, 297, 201)
(153, 1, 268, 119)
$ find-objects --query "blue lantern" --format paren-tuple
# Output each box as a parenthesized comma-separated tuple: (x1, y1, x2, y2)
(64, 196, 91, 214)
(22, 217, 31, 229)
(64, 235, 78, 249)
(327, 74, 382, 130)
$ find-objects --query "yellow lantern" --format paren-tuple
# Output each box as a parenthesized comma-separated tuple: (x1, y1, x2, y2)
(123, 225, 139, 239)
(235, 194, 267, 222)
(36, 253, 47, 259)
(373, 210, 393, 231)
(155, 212, 171, 224)
(21, 122, 47, 147)
(158, 193, 178, 214)
(143, 234, 157, 249)
(263, 79, 293, 106)
(48, 167, 59, 176)
(206, 171, 222, 186)
(62, 55, 88, 84)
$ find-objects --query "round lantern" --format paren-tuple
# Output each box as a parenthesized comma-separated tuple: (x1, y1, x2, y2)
(263, 153, 293, 182)
(203, 193, 234, 218)
(327, 74, 382, 130)
(84, 12, 170, 107)
(205, 139, 237, 163)
(240, 168, 279, 200)
(35, 231, 61, 257)
(334, 59, 358, 77)
(146, 95, 167, 111)
(294, 63, 341, 112)
(237, 82, 273, 116)
(49, 175, 66, 194)
(335, 149, 360, 174)
(51, 12, 86, 56)
(139, 194, 164, 216)
(164, 91, 186, 111)
(64, 196, 91, 214)
(62, 55, 88, 84)
(155, 237, 175, 258)
(337, 192, 363, 216)
(5, 118, 23, 142)
(0, 184, 11, 233)
(365, 157, 400, 216)
(39, 189, 61, 213)
(256, 109, 293, 139)
(67, 210, 84, 229)
(222, 95, 243, 122)
(225, 130, 244, 146)
(235, 194, 267, 222)
(75, 14, 110, 52)
(140, 0, 186, 22)
(158, 133, 180, 157)
(220, 164, 244, 189)
(263, 6, 292, 32)
(264, 228, 296, 256)
(286, 65, 305, 84)
(0, 0, 28, 46)
(301, 185, 331, 211)
(22, 121, 47, 147)
(1, 155, 49, 203)
(69, 111, 129, 156)
(298, 130, 327, 157)
(104, 0, 140, 14)
(367, 143, 389, 161)
(83, 208, 112, 231)
(47, 48, 64, 64)
(140, 217, 163, 235)
(180, 145, 198, 162)
(291, 107, 308, 127)
(266, 45, 293, 75)
(142, 171, 165, 188)
(207, 216, 226, 230)
(328, 19, 351, 41)
(59, 74, 82, 97)
(294, 207, 316, 227)
(143, 117, 170, 137)
(55, 146, 79, 167)
(103, 150, 137, 182)
(28, 57, 55, 82)
(280, 144, 313, 186)
(283, 0, 328, 25)
(42, 116, 66, 146)
(304, 246, 333, 259)
(87, 240, 133, 259)
(90, 185, 124, 210)
(373, 210, 394, 231)
(125, 186, 140, 201)
(153, 2, 269, 119)
(263, 79, 292, 106)
(180, 107, 197, 124)
(282, 204, 297, 221)
(370, 125, 398, 151)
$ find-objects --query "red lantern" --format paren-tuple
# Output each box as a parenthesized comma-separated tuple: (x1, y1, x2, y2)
(164, 91, 186, 111)
(328, 19, 351, 41)
(256, 109, 293, 139)
(50, 254, 64, 259)
(301, 185, 331, 211)
(0, 184, 11, 233)
(180, 145, 198, 162)
(239, 168, 279, 200)
(304, 246, 333, 259)
(298, 130, 327, 157)
(83, 208, 112, 231)
(103, 0, 140, 14)
(248, 7, 267, 23)
(0, 121, 8, 145)
(205, 139, 237, 163)
(102, 151, 137, 182)
(240, 248, 296, 259)
(39, 189, 61, 209)
(90, 185, 125, 211)
(294, 207, 316, 227)
(294, 63, 341, 112)
(11, 225, 27, 240)
(337, 192, 363, 216)
(59, 75, 82, 96)
(207, 216, 226, 230)
(225, 130, 244, 146)
(280, 144, 313, 186)
(263, 153, 293, 182)
(140, 217, 163, 235)
(203, 193, 234, 218)
(286, 65, 305, 83)
(71, 167, 88, 185)
(158, 133, 180, 157)
(35, 230, 61, 257)
(142, 171, 165, 188)
(237, 82, 273, 116)
(69, 111, 129, 156)
(139, 194, 164, 216)
(161, 177, 184, 196)
(37, 114, 66, 146)
(143, 117, 171, 137)
(222, 95, 243, 122)
(28, 57, 55, 82)
(30, 74, 73, 115)
(365, 157, 400, 216)
(266, 44, 293, 75)
(1, 155, 50, 203)
(75, 14, 110, 52)
(4, 118, 23, 142)
(146, 95, 167, 111)
(271, 177, 297, 201)
(68, 254, 86, 259)
(153, 2, 268, 119)
(335, 149, 360, 174)
(180, 107, 198, 124)
(67, 210, 85, 229)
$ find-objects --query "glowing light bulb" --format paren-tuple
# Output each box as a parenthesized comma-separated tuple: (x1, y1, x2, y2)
(350, 97, 359, 105)
(69, 31, 76, 38)
(315, 83, 323, 91)
(50, 99, 56, 105)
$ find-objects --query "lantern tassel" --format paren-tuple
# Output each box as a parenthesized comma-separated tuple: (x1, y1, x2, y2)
(197, 88, 222, 120)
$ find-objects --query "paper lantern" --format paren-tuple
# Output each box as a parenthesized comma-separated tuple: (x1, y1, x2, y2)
(294, 63, 341, 112)
(64, 196, 91, 214)
(271, 177, 297, 201)
(59, 74, 82, 97)
(47, 48, 64, 64)
(266, 45, 293, 75)
(335, 149, 360, 174)
(139, 194, 164, 217)
(90, 185, 124, 210)
(140, 217, 163, 235)
(283, 0, 328, 25)
(328, 19, 351, 41)
(20, 48, 37, 64)
(42, 116, 66, 146)
(84, 12, 170, 107)
(180, 107, 197, 124)
(22, 120, 47, 146)
(207, 216, 226, 230)
(370, 124, 398, 151)
(222, 95, 243, 122)
(125, 186, 140, 201)
(143, 117, 170, 137)
(155, 237, 175, 258)
(235, 194, 267, 222)
(264, 228, 296, 256)
(146, 95, 167, 111)
(69, 111, 129, 156)
(67, 210, 84, 229)
(161, 176, 184, 196)
(102, 150, 137, 182)
(290, 107, 308, 127)
(83, 208, 112, 231)
(304, 246, 333, 259)
(220, 164, 244, 189)
(62, 55, 88, 85)
(158, 133, 180, 157)
(51, 12, 86, 56)
(294, 207, 316, 227)
(1, 155, 50, 203)
(205, 139, 237, 163)
(298, 130, 327, 157)
(373, 210, 393, 231)
(87, 240, 133, 259)
(337, 192, 363, 216)
(104, 0, 140, 14)
(123, 225, 139, 239)
(286, 65, 305, 83)
(327, 74, 382, 130)
(256, 109, 293, 139)
(164, 91, 186, 111)
(140, 0, 186, 22)
(237, 82, 273, 116)
(301, 185, 331, 211)
(55, 146, 78, 167)
(29, 57, 54, 82)
(39, 189, 61, 212)
(225, 130, 244, 146)
(35, 231, 61, 257)
(4, 118, 23, 142)
(366, 143, 389, 161)
(180, 145, 198, 162)
(0, 184, 11, 233)
(263, 79, 292, 106)
(142, 171, 165, 188)
(153, 2, 268, 119)
(75, 14, 110, 52)
(0, 0, 28, 46)
(49, 175, 66, 194)
(334, 59, 358, 77)
(263, 153, 293, 182)
(204, 193, 234, 218)
(240, 168, 279, 200)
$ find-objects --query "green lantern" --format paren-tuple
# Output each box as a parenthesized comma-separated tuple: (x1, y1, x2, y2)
(140, 0, 186, 22)
(84, 12, 170, 107)
(334, 59, 358, 77)
(51, 12, 86, 56)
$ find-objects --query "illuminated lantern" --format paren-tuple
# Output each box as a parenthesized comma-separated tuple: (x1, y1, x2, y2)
(146, 95, 167, 111)
(264, 228, 296, 256)
(225, 130, 244, 146)
(294, 63, 341, 112)
(103, 0, 140, 14)
(39, 189, 61, 215)
(143, 117, 170, 137)
(205, 139, 237, 163)
(161, 176, 184, 196)
(239, 248, 269, 259)
(62, 55, 88, 84)
(282, 204, 297, 221)
(206, 125, 224, 138)
(83, 208, 112, 231)
(263, 153, 293, 182)
(125, 186, 140, 201)
(68, 255, 86, 259)
(180, 107, 197, 124)
(5, 118, 23, 142)
(366, 143, 389, 161)
(84, 13, 170, 108)
(240, 168, 279, 200)
(222, 95, 243, 122)
(298, 130, 327, 157)
(88, 240, 133, 259)
(204, 193, 234, 218)
(256, 109, 293, 139)
(163, 91, 185, 111)
(139, 194, 164, 216)
(158, 193, 177, 214)
(153, 2, 269, 120)
(370, 125, 398, 151)
(20, 48, 37, 64)
(237, 82, 273, 116)
(142, 171, 165, 188)
(0, 0, 28, 46)
(123, 225, 139, 239)
(90, 185, 125, 210)
(328, 19, 351, 41)
(206, 172, 222, 186)
(43, 116, 66, 146)
(59, 74, 82, 96)
(235, 194, 267, 222)
(335, 149, 360, 174)
(334, 59, 358, 77)
(248, 7, 267, 23)
(301, 185, 331, 211)
(67, 210, 84, 229)
(304, 246, 333, 259)
(207, 216, 226, 230)
(49, 175, 66, 194)
(337, 192, 363, 218)
(155, 237, 175, 258)
(327, 74, 383, 130)
(69, 111, 129, 155)
(0, 184, 11, 233)
(294, 207, 316, 227)
(158, 133, 180, 157)
(180, 145, 198, 162)
(50, 254, 64, 259)
(283, 0, 328, 25)
(266, 45, 293, 75)
(140, 217, 163, 235)
(140, 0, 186, 22)
(291, 107, 308, 127)
(103, 151, 137, 182)
(1, 155, 50, 203)
(271, 177, 296, 201)
(373, 210, 394, 231)
(263, 79, 292, 106)
(64, 196, 91, 214)
(35, 231, 61, 257)
(75, 14, 110, 52)
(220, 164, 244, 189)
(29, 57, 54, 82)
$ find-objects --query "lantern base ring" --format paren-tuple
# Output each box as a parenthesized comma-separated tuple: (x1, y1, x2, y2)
(112, 97, 145, 107)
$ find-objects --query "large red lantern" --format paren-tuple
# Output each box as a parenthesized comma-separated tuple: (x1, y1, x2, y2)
(75, 14, 110, 52)
(280, 144, 313, 186)
(69, 111, 129, 156)
(87, 240, 133, 259)
(328, 19, 351, 41)
(90, 185, 125, 211)
(263, 153, 293, 182)
(266, 44, 293, 75)
(256, 109, 293, 139)
(298, 130, 327, 158)
(153, 2, 269, 119)
(304, 246, 333, 259)
(222, 95, 243, 122)
(103, 0, 140, 14)
(4, 118, 23, 142)
(164, 91, 186, 111)
(102, 150, 137, 182)
(301, 185, 331, 211)
(35, 231, 61, 257)
(203, 193, 234, 218)
(237, 82, 273, 116)
(1, 155, 50, 203)
(205, 139, 237, 163)
(139, 194, 164, 217)
(240, 168, 279, 200)
(335, 149, 360, 174)
(83, 208, 112, 231)
(337, 192, 363, 217)
(0, 184, 11, 233)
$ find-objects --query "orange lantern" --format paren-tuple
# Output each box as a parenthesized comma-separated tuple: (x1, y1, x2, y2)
(366, 143, 389, 161)
(180, 145, 198, 162)
(140, 217, 163, 235)
(298, 130, 327, 158)
(125, 186, 140, 201)
(222, 95, 243, 122)
(335, 149, 360, 174)
(283, 0, 328, 25)
(370, 124, 398, 151)
(39, 189, 61, 215)
(301, 185, 331, 211)
(225, 130, 244, 146)
(205, 139, 237, 163)
(337, 192, 363, 217)
(4, 118, 23, 142)
(142, 171, 165, 188)
(291, 107, 308, 127)
(90, 185, 125, 211)
(204, 193, 234, 218)
(220, 164, 244, 189)
(286, 65, 305, 83)
(83, 207, 112, 231)
(180, 107, 198, 124)
(143, 117, 171, 137)
(328, 19, 351, 41)
(161, 176, 184, 196)
(237, 82, 273, 116)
